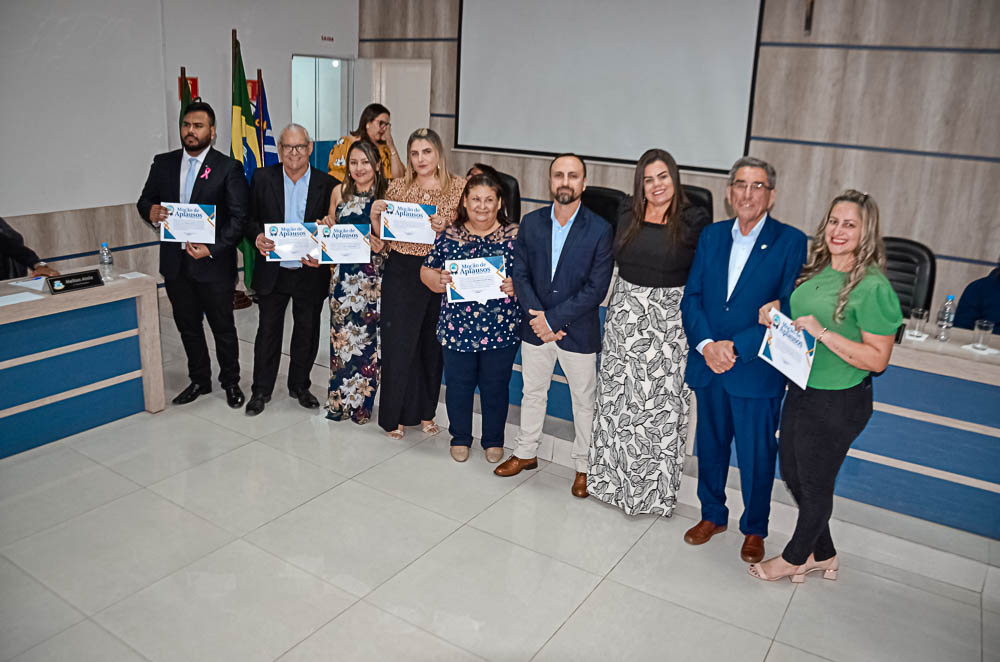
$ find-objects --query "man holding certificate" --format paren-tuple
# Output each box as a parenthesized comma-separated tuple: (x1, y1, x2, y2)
(137, 100, 250, 408)
(680, 157, 807, 564)
(244, 124, 337, 416)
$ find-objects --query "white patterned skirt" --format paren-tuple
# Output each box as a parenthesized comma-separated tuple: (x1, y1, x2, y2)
(587, 278, 691, 516)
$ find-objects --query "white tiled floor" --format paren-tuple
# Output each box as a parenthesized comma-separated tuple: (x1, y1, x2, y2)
(0, 307, 992, 661)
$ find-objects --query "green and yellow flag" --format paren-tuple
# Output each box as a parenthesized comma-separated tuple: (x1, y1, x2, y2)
(231, 36, 260, 289)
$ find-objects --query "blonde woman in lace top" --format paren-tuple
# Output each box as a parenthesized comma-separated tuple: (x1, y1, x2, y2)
(369, 128, 465, 438)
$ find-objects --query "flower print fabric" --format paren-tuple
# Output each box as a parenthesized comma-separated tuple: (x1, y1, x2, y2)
(327, 193, 383, 424)
(423, 223, 521, 353)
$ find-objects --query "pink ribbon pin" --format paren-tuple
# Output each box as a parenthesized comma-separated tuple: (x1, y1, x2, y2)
(199, 167, 211, 180)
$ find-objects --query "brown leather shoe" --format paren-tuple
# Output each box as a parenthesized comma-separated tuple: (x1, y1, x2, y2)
(494, 455, 538, 477)
(683, 520, 728, 545)
(741, 535, 765, 563)
(571, 472, 589, 498)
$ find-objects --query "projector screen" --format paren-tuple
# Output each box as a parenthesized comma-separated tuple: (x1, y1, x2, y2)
(456, 0, 763, 172)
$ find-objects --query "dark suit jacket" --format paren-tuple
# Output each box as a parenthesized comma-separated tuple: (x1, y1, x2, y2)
(681, 215, 808, 398)
(0, 216, 42, 280)
(244, 164, 337, 299)
(513, 204, 614, 354)
(137, 148, 250, 283)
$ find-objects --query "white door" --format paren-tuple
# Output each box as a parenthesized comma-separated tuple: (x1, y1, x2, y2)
(353, 59, 432, 157)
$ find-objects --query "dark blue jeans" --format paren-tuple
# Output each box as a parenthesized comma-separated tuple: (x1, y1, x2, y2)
(779, 378, 873, 565)
(442, 344, 519, 448)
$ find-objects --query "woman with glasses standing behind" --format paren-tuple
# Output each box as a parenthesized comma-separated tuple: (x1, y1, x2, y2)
(749, 190, 901, 582)
(320, 140, 388, 424)
(588, 149, 711, 515)
(370, 128, 465, 439)
(328, 103, 404, 181)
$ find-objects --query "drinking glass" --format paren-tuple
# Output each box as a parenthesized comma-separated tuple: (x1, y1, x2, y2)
(908, 308, 928, 338)
(973, 319, 995, 350)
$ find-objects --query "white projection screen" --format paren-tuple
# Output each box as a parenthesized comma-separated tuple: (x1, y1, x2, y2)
(456, 0, 763, 172)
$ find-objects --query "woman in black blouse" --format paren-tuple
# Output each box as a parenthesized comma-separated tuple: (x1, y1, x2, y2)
(587, 148, 711, 516)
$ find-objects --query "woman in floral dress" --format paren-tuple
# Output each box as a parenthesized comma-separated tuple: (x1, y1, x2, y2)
(322, 139, 388, 424)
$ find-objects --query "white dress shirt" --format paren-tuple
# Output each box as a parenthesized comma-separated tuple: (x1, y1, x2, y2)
(178, 147, 209, 201)
(696, 213, 769, 354)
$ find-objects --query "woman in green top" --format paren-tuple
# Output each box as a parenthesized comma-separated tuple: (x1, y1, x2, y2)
(748, 189, 902, 583)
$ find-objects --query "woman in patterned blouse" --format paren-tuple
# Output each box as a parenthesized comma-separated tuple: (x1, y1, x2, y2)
(369, 128, 465, 439)
(421, 174, 520, 462)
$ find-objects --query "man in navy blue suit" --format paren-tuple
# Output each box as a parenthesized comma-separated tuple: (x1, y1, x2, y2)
(680, 157, 807, 563)
(495, 154, 614, 498)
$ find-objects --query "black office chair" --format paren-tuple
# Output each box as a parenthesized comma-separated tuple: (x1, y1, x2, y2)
(682, 184, 714, 219)
(581, 186, 628, 232)
(494, 170, 521, 224)
(883, 236, 936, 317)
(594, 183, 714, 236)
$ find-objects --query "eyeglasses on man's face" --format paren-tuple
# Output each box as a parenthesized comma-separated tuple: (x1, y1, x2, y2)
(729, 180, 772, 193)
(280, 143, 309, 154)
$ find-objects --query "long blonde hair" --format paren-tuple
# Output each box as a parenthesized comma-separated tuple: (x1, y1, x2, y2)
(403, 127, 453, 190)
(798, 189, 886, 323)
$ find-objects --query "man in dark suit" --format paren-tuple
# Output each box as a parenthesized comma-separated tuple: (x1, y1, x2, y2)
(137, 100, 249, 408)
(496, 154, 614, 498)
(0, 216, 59, 280)
(680, 156, 807, 563)
(244, 124, 337, 416)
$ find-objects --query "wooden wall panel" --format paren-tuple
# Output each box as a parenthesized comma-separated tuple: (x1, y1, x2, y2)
(762, 0, 1000, 48)
(753, 48, 1000, 156)
(357, 0, 997, 314)
(359, 0, 460, 39)
(750, 140, 1000, 260)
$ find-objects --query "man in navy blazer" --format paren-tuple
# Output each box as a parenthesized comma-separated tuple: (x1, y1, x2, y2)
(244, 124, 337, 416)
(495, 154, 614, 498)
(680, 157, 807, 563)
(137, 101, 250, 408)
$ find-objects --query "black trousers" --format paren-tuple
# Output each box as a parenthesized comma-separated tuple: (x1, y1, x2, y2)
(165, 274, 239, 389)
(378, 252, 442, 431)
(779, 377, 873, 565)
(251, 267, 326, 396)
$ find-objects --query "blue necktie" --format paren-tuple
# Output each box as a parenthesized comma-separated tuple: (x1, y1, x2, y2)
(182, 157, 198, 203)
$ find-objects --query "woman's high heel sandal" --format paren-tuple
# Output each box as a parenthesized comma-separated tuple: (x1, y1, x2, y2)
(792, 555, 839, 583)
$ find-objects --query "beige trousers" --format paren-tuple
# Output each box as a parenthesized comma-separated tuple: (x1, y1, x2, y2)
(513, 340, 598, 473)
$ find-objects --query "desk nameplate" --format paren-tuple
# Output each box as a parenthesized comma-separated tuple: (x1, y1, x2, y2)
(47, 270, 104, 295)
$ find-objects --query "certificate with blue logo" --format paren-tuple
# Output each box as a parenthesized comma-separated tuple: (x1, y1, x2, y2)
(263, 223, 322, 262)
(161, 203, 216, 243)
(758, 307, 815, 389)
(317, 224, 372, 264)
(446, 255, 506, 304)
(379, 202, 437, 245)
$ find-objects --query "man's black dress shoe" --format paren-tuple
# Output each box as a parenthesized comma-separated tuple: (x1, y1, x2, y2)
(172, 383, 209, 405)
(225, 385, 246, 409)
(244, 393, 270, 416)
(289, 388, 320, 409)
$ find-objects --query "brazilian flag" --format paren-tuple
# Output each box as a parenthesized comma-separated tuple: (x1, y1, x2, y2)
(231, 37, 261, 289)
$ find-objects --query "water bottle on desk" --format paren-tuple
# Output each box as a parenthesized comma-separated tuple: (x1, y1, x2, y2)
(935, 295, 955, 341)
(99, 242, 114, 281)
